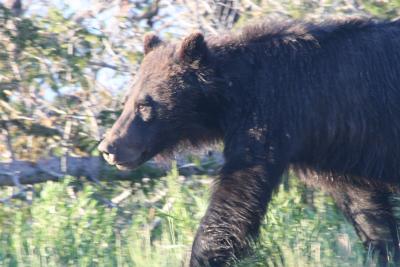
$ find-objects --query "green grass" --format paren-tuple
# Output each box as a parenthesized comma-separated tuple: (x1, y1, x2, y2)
(0, 165, 378, 267)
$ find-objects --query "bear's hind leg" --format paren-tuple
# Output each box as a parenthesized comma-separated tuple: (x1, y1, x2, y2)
(330, 183, 400, 266)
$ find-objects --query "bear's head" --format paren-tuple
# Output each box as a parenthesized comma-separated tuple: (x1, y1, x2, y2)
(98, 32, 221, 170)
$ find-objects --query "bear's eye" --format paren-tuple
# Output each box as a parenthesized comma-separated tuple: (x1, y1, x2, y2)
(135, 103, 152, 121)
(136, 104, 146, 112)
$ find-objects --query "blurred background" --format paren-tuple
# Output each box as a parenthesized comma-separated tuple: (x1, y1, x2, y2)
(0, 1, 399, 266)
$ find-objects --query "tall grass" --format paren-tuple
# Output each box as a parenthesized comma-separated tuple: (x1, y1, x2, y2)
(0, 165, 377, 267)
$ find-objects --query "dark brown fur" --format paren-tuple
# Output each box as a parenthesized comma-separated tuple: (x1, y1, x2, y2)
(99, 18, 400, 266)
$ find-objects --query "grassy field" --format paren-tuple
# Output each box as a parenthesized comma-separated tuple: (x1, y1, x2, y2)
(0, 163, 379, 267)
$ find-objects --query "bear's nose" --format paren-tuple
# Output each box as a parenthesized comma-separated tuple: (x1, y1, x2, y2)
(98, 140, 117, 155)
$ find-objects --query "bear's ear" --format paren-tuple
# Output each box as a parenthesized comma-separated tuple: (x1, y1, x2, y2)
(143, 32, 162, 55)
(178, 32, 207, 63)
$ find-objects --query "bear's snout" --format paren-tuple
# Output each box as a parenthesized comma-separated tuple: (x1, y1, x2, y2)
(98, 139, 116, 155)
(98, 138, 148, 170)
(98, 139, 118, 165)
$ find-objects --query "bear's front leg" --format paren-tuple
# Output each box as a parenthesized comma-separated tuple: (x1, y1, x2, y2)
(189, 161, 284, 267)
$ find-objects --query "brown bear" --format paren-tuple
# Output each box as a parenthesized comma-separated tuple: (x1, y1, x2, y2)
(98, 18, 400, 266)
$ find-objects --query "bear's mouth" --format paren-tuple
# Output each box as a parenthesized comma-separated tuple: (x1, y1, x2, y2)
(106, 150, 151, 170)
(115, 162, 136, 170)
(115, 160, 142, 170)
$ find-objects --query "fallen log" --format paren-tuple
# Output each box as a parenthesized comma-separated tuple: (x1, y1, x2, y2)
(0, 156, 165, 186)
